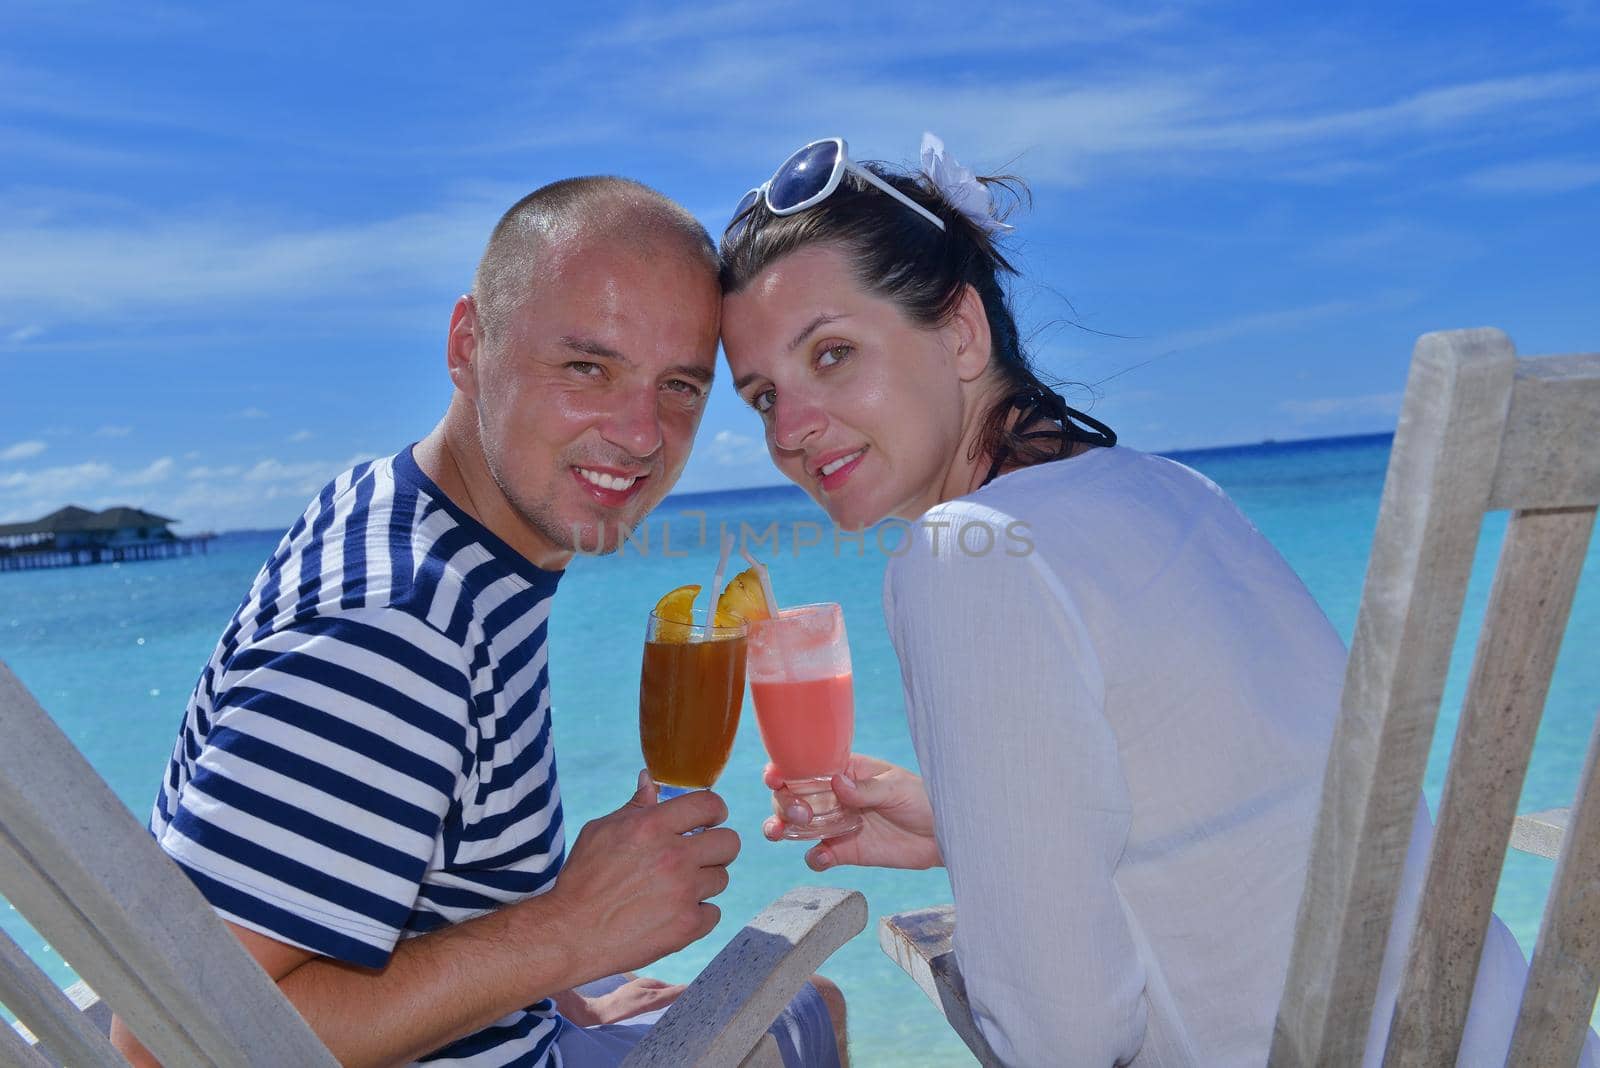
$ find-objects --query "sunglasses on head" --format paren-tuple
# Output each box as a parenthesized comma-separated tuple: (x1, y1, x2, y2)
(726, 137, 946, 240)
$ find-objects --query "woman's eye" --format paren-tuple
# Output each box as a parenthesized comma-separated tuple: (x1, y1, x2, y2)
(752, 388, 776, 414)
(816, 344, 852, 369)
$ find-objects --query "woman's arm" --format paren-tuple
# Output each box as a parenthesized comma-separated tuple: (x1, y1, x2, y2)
(885, 508, 1148, 1066)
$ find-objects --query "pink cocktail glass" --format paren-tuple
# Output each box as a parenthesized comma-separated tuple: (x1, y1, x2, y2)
(747, 602, 862, 840)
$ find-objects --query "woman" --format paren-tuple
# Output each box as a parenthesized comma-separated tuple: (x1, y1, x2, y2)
(717, 136, 1565, 1066)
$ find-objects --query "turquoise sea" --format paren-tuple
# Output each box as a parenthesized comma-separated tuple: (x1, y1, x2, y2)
(3, 433, 1597, 1064)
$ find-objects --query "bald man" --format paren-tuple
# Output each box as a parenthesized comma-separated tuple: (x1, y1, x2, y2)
(114, 179, 845, 1068)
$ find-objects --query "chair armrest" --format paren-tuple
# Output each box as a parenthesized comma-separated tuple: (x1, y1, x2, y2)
(0, 659, 337, 1067)
(879, 905, 1001, 1067)
(1511, 807, 1570, 859)
(619, 886, 866, 1068)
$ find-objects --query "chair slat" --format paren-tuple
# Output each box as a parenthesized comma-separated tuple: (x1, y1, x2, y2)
(1384, 505, 1597, 1065)
(1507, 714, 1600, 1067)
(1488, 353, 1600, 510)
(0, 925, 124, 1067)
(1, 1019, 54, 1067)
(1270, 327, 1518, 1066)
(0, 661, 338, 1068)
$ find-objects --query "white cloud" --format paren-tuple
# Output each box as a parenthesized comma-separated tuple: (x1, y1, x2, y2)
(6, 324, 44, 344)
(2, 28, 1593, 344)
(241, 453, 378, 490)
(0, 198, 495, 324)
(164, 452, 378, 529)
(94, 424, 132, 437)
(704, 429, 768, 466)
(1463, 158, 1600, 194)
(0, 450, 380, 531)
(288, 429, 314, 443)
(1304, 221, 1486, 270)
(671, 427, 780, 494)
(897, 68, 1600, 177)
(0, 460, 115, 514)
(514, 14, 1600, 188)
(186, 464, 243, 480)
(237, 407, 269, 420)
(1535, 0, 1599, 26)
(1154, 294, 1416, 353)
(0, 440, 46, 461)
(122, 456, 174, 486)
(590, 0, 1179, 54)
(1280, 392, 1404, 421)
(1277, 159, 1389, 184)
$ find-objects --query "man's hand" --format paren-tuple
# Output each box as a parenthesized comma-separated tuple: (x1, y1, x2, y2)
(763, 753, 942, 872)
(547, 771, 740, 982)
(552, 975, 686, 1027)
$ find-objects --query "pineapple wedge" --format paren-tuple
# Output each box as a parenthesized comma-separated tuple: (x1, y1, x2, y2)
(716, 567, 771, 624)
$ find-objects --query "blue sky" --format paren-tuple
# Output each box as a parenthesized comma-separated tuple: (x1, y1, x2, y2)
(2, 1, 1597, 532)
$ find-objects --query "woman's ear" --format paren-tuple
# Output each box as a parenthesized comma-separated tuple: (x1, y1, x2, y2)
(949, 284, 993, 383)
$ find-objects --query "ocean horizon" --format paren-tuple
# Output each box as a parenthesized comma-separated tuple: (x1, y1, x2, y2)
(179, 431, 1403, 541)
(3, 430, 1596, 1063)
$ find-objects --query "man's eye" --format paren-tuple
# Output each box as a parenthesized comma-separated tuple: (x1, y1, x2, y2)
(816, 344, 852, 369)
(568, 361, 602, 376)
(752, 388, 775, 414)
(664, 379, 704, 398)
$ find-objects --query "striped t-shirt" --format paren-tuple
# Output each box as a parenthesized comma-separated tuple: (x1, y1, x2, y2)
(151, 446, 568, 1065)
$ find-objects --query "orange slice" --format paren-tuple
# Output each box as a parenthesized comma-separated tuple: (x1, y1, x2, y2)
(654, 584, 701, 625)
(716, 567, 771, 624)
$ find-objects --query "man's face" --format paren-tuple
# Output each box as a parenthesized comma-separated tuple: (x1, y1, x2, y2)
(460, 234, 721, 559)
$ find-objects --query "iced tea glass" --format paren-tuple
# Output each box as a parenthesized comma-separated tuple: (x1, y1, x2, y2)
(747, 602, 862, 839)
(639, 607, 747, 800)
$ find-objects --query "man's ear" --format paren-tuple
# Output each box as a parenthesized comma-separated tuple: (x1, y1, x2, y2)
(447, 294, 483, 399)
(950, 284, 993, 383)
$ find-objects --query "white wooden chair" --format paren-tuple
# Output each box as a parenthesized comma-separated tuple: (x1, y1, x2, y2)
(0, 660, 865, 1067)
(1271, 328, 1599, 1064)
(880, 328, 1599, 1066)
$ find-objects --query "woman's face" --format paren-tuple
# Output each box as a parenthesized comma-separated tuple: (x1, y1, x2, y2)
(721, 244, 987, 531)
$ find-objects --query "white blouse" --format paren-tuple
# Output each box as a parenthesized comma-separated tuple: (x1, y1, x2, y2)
(883, 447, 1584, 1067)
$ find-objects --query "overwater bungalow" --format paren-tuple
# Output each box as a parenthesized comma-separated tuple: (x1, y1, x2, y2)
(0, 504, 211, 571)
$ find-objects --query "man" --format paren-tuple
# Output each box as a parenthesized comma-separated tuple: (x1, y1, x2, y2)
(111, 178, 845, 1067)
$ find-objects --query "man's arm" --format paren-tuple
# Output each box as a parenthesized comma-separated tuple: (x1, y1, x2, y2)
(112, 778, 738, 1068)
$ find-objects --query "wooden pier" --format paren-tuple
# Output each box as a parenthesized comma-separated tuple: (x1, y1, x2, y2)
(0, 535, 213, 572)
(0, 504, 212, 573)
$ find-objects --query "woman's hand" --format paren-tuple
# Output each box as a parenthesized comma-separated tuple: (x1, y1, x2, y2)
(762, 753, 943, 872)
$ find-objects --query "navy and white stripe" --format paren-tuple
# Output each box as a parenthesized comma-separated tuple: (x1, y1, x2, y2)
(151, 446, 567, 1066)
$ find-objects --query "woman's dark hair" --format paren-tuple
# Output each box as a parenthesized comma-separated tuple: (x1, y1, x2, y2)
(719, 159, 1114, 485)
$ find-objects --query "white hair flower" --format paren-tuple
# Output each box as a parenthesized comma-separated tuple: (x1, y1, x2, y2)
(919, 132, 1014, 235)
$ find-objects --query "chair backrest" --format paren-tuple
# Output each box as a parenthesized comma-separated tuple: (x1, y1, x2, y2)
(1270, 328, 1600, 1066)
(0, 659, 338, 1067)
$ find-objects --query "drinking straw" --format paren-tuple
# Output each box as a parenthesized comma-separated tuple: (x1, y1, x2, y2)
(706, 529, 735, 628)
(739, 544, 781, 619)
